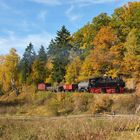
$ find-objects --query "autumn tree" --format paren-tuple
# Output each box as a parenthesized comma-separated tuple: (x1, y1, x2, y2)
(71, 13, 111, 60)
(111, 2, 140, 42)
(79, 25, 116, 80)
(110, 7, 125, 42)
(31, 46, 47, 84)
(71, 24, 94, 49)
(92, 26, 117, 75)
(78, 54, 95, 81)
(0, 48, 19, 92)
(65, 57, 82, 84)
(45, 58, 53, 84)
(123, 29, 140, 77)
(122, 2, 140, 36)
(107, 43, 125, 77)
(31, 59, 46, 84)
(92, 13, 111, 34)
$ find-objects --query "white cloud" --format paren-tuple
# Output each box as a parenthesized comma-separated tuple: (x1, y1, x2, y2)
(68, 0, 115, 7)
(65, 6, 83, 22)
(0, 31, 53, 56)
(0, 0, 10, 10)
(31, 0, 117, 6)
(38, 10, 47, 21)
(20, 20, 31, 32)
(30, 0, 61, 5)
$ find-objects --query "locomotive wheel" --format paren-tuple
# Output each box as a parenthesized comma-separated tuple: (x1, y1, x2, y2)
(115, 87, 120, 93)
(101, 88, 106, 93)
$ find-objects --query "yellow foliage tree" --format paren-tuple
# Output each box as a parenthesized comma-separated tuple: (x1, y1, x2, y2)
(107, 43, 125, 77)
(65, 57, 82, 84)
(78, 53, 96, 81)
(123, 29, 140, 77)
(0, 48, 19, 92)
(45, 58, 54, 84)
(78, 26, 117, 80)
(92, 26, 117, 76)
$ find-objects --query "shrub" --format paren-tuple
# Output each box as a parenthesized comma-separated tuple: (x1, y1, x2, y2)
(112, 95, 139, 114)
(46, 98, 61, 116)
(90, 96, 113, 114)
(58, 93, 74, 115)
(73, 93, 94, 113)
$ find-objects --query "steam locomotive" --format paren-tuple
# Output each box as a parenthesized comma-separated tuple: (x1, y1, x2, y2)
(37, 76, 125, 93)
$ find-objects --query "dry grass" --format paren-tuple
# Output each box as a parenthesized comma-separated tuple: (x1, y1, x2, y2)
(0, 117, 139, 140)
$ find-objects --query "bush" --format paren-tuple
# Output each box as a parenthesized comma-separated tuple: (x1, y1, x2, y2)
(73, 93, 94, 113)
(90, 96, 113, 114)
(46, 98, 61, 116)
(111, 95, 139, 114)
(56, 93, 74, 115)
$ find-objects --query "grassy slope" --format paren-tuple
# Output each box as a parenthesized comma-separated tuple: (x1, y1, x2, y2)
(0, 86, 139, 116)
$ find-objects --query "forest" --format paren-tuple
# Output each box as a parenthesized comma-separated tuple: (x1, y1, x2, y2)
(0, 1, 140, 94)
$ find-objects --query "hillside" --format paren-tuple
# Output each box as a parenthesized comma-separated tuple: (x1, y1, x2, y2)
(0, 85, 139, 116)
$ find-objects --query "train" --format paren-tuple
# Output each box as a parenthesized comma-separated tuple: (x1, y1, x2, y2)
(37, 76, 125, 93)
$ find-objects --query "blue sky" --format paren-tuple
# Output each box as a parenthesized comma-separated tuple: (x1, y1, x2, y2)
(0, 0, 139, 55)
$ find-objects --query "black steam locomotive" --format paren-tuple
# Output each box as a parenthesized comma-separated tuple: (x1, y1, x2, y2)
(88, 77, 125, 93)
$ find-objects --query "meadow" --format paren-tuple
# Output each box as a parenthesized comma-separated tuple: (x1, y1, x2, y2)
(0, 116, 139, 140)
